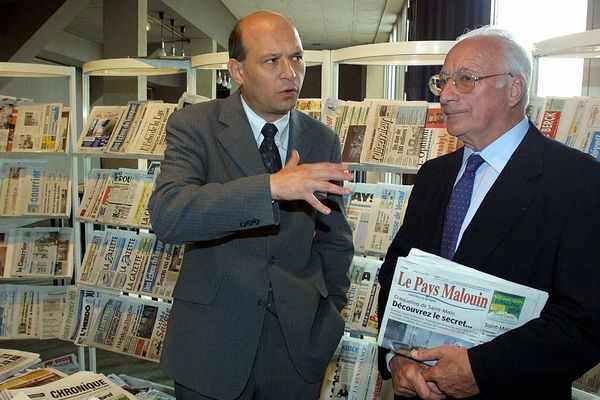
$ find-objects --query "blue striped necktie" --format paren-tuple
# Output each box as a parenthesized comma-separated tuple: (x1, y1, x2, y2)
(439, 154, 485, 260)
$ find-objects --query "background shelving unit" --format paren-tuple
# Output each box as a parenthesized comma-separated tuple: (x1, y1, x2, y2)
(77, 57, 194, 373)
(329, 40, 454, 183)
(0, 61, 83, 365)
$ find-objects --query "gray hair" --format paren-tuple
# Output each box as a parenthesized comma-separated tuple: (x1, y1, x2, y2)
(458, 26, 532, 104)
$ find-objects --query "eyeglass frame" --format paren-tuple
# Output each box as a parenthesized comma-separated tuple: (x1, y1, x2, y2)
(428, 71, 515, 96)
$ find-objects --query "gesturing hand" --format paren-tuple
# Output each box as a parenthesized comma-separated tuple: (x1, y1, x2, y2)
(269, 150, 354, 214)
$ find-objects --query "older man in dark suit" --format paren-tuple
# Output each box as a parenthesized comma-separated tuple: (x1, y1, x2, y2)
(377, 27, 600, 399)
(149, 10, 354, 400)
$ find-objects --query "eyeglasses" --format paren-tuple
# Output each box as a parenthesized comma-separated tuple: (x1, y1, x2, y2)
(428, 71, 514, 96)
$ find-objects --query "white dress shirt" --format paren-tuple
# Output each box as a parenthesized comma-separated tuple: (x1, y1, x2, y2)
(240, 95, 290, 164)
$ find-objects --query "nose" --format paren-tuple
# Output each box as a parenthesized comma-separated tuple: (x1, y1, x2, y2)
(439, 78, 458, 104)
(281, 59, 296, 80)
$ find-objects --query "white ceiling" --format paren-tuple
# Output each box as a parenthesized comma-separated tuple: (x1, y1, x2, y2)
(64, 0, 405, 51)
(219, 0, 405, 50)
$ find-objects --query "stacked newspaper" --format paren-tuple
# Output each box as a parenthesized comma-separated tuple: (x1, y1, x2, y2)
(60, 286, 171, 362)
(76, 102, 177, 156)
(296, 98, 322, 120)
(323, 98, 463, 169)
(360, 100, 428, 169)
(176, 92, 210, 110)
(322, 98, 371, 164)
(319, 336, 381, 400)
(0, 285, 68, 340)
(0, 350, 40, 383)
(418, 103, 461, 167)
(78, 229, 183, 300)
(342, 256, 382, 337)
(0, 161, 71, 217)
(343, 182, 412, 256)
(77, 168, 156, 228)
(531, 96, 600, 160)
(2, 227, 73, 279)
(1, 371, 136, 400)
(0, 102, 68, 153)
(0, 368, 66, 391)
(378, 249, 549, 356)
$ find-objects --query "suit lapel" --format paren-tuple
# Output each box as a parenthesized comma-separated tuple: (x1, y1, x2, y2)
(288, 111, 312, 163)
(216, 92, 268, 176)
(455, 125, 544, 267)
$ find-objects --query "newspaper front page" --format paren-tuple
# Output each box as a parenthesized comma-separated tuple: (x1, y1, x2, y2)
(320, 337, 381, 400)
(12, 103, 63, 152)
(343, 182, 376, 253)
(0, 349, 40, 383)
(85, 295, 171, 362)
(3, 371, 136, 400)
(342, 256, 382, 336)
(360, 100, 428, 169)
(378, 249, 549, 356)
(363, 184, 412, 255)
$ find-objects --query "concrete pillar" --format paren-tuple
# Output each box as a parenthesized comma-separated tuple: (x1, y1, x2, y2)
(191, 38, 218, 98)
(102, 0, 147, 105)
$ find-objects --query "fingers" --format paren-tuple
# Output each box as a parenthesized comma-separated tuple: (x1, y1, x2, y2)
(285, 149, 300, 167)
(270, 151, 354, 213)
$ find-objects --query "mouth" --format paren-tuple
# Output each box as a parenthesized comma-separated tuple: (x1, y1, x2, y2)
(280, 88, 298, 98)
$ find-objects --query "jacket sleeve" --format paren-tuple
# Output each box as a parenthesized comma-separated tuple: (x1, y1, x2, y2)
(148, 108, 279, 245)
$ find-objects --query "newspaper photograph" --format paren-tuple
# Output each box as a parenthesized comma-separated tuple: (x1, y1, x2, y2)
(378, 249, 549, 356)
(322, 98, 371, 163)
(360, 100, 428, 169)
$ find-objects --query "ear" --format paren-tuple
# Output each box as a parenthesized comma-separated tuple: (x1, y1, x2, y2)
(228, 59, 244, 86)
(508, 75, 525, 107)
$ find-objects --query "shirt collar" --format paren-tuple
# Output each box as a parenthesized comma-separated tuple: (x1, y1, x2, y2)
(240, 95, 290, 148)
(463, 117, 529, 173)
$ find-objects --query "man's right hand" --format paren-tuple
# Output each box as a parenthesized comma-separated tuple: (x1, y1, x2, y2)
(269, 150, 353, 214)
(389, 354, 446, 400)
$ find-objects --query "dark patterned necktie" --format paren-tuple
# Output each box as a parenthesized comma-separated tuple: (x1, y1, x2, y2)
(259, 123, 282, 173)
(439, 154, 485, 260)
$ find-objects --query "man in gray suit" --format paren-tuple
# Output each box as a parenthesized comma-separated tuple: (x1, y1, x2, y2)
(148, 10, 354, 400)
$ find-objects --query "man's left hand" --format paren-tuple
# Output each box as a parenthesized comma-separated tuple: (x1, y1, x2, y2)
(411, 346, 479, 398)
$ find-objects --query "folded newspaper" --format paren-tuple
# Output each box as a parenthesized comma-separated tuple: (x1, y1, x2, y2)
(378, 249, 549, 355)
(2, 371, 136, 400)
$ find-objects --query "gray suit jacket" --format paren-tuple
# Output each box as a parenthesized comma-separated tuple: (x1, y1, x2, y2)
(148, 91, 353, 399)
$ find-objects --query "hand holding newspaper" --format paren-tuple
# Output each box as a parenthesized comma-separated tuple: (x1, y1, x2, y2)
(378, 249, 549, 359)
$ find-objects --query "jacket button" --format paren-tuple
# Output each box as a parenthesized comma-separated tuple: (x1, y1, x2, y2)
(268, 256, 276, 265)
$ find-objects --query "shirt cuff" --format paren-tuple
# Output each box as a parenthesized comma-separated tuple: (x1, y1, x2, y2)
(385, 351, 396, 372)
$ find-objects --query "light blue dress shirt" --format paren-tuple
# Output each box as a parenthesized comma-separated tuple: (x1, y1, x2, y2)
(454, 117, 529, 251)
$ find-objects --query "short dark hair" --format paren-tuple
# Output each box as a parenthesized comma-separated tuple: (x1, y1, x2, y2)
(228, 22, 246, 61)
